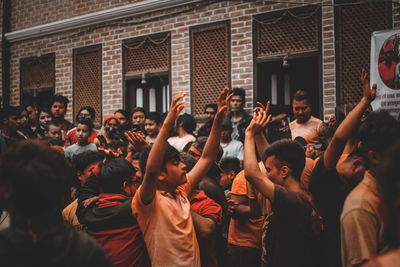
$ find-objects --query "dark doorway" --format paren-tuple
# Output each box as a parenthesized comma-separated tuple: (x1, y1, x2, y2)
(125, 74, 170, 115)
(256, 56, 320, 119)
(21, 89, 54, 109)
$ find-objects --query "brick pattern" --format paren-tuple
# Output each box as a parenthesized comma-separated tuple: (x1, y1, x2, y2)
(321, 0, 336, 121)
(11, 0, 143, 31)
(6, 0, 397, 121)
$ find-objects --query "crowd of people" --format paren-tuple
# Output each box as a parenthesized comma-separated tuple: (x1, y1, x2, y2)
(0, 71, 400, 267)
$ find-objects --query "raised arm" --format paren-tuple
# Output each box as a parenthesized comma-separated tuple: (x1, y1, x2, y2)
(244, 110, 275, 201)
(254, 101, 270, 163)
(187, 87, 231, 192)
(139, 92, 185, 204)
(324, 70, 376, 170)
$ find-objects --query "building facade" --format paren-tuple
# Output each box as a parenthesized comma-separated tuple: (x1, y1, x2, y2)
(1, 0, 399, 126)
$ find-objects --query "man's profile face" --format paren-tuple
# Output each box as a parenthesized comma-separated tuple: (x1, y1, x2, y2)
(292, 99, 312, 123)
(264, 155, 284, 185)
(204, 107, 217, 121)
(230, 95, 244, 112)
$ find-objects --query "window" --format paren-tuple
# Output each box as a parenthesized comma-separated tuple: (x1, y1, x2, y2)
(20, 53, 55, 107)
(190, 21, 230, 116)
(73, 45, 102, 126)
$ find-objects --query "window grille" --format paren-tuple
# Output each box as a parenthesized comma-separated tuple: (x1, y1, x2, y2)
(336, 0, 392, 106)
(73, 45, 102, 126)
(190, 21, 230, 116)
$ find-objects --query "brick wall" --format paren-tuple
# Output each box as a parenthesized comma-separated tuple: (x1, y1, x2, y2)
(11, 0, 143, 31)
(321, 0, 336, 121)
(5, 0, 397, 122)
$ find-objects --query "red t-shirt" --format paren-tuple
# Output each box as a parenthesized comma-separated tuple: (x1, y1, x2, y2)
(190, 190, 222, 267)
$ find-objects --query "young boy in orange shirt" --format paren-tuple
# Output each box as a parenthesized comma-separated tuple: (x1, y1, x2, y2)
(132, 88, 231, 266)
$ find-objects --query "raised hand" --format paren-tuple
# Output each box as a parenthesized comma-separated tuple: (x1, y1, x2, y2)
(216, 86, 233, 117)
(253, 100, 270, 114)
(164, 91, 186, 124)
(246, 108, 271, 136)
(124, 131, 149, 152)
(361, 69, 377, 103)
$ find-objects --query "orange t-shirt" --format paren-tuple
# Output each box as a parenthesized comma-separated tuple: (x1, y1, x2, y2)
(228, 171, 263, 249)
(132, 179, 200, 267)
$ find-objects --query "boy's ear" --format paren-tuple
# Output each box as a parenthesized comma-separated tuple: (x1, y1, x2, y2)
(280, 166, 289, 179)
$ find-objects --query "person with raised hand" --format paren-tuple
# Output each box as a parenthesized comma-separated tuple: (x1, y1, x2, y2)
(132, 88, 231, 267)
(309, 70, 375, 267)
(244, 106, 322, 267)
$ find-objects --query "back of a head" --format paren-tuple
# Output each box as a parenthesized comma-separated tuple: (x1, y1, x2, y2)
(0, 141, 72, 219)
(177, 113, 197, 134)
(220, 157, 241, 174)
(358, 111, 400, 153)
(99, 158, 135, 194)
(264, 139, 305, 180)
(139, 143, 180, 176)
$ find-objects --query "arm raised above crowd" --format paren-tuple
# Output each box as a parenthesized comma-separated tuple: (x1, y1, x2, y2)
(324, 70, 376, 170)
(187, 87, 231, 194)
(139, 92, 185, 204)
(244, 109, 274, 201)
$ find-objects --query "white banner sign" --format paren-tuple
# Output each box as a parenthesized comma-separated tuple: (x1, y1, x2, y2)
(370, 29, 400, 119)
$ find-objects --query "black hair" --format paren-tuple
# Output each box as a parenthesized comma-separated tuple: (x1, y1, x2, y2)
(99, 158, 135, 194)
(264, 139, 305, 181)
(381, 138, 400, 247)
(2, 106, 22, 119)
(358, 111, 400, 153)
(230, 87, 245, 101)
(146, 111, 163, 125)
(180, 152, 197, 172)
(292, 90, 311, 106)
(131, 107, 147, 117)
(0, 141, 72, 219)
(43, 120, 61, 132)
(139, 143, 180, 176)
(71, 151, 104, 189)
(220, 157, 241, 174)
(204, 103, 218, 112)
(177, 113, 196, 135)
(115, 109, 129, 117)
(76, 118, 94, 134)
(49, 95, 69, 107)
(76, 106, 96, 121)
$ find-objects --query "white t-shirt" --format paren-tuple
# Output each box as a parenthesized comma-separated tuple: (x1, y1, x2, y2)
(220, 139, 243, 160)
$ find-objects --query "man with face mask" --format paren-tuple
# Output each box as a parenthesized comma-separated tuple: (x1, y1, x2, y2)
(289, 90, 323, 146)
(379, 41, 396, 88)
